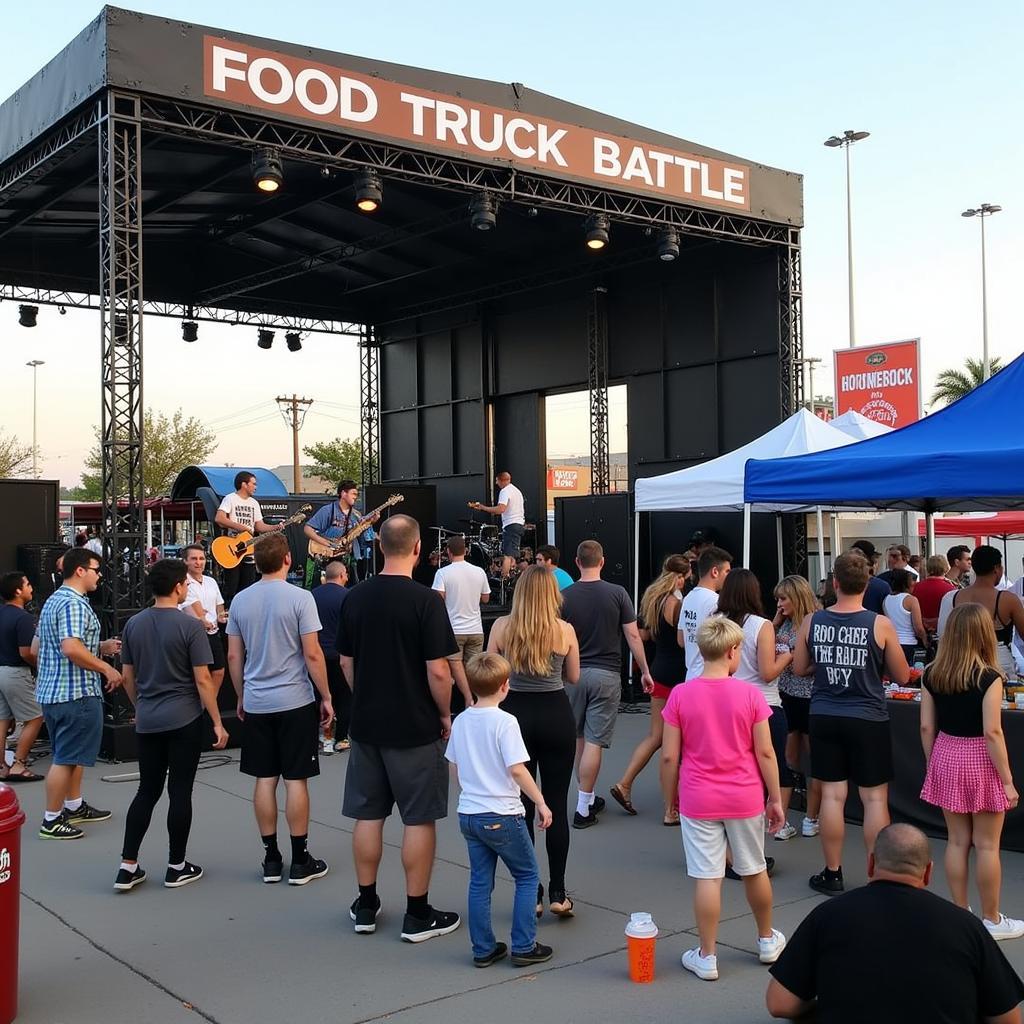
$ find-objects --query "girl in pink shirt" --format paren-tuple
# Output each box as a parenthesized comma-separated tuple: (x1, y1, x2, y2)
(661, 616, 785, 981)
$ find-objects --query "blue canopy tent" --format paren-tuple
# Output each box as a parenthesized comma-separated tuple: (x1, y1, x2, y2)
(171, 465, 288, 524)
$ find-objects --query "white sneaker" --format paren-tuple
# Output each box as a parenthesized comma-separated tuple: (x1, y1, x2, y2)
(774, 822, 798, 841)
(801, 816, 820, 837)
(984, 914, 1024, 941)
(681, 946, 718, 980)
(321, 739, 334, 756)
(758, 928, 787, 963)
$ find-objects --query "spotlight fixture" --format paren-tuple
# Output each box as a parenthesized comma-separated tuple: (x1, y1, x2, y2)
(354, 170, 383, 212)
(469, 192, 496, 231)
(58, 305, 67, 316)
(584, 213, 609, 250)
(18, 304, 38, 328)
(285, 331, 302, 352)
(257, 328, 275, 350)
(251, 148, 284, 193)
(182, 320, 199, 343)
(656, 227, 680, 262)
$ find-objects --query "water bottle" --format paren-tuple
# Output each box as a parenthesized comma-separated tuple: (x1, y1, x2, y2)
(625, 911, 658, 983)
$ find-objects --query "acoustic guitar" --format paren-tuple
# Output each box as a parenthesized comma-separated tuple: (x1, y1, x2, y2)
(211, 503, 314, 570)
(307, 494, 404, 562)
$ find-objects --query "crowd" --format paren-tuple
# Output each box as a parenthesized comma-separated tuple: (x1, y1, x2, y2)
(3, 504, 1024, 1020)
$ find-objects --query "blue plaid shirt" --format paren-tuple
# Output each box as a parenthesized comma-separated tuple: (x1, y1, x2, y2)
(35, 586, 102, 704)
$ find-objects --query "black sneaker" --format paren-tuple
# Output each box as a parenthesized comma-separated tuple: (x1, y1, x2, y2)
(725, 857, 776, 881)
(114, 865, 146, 891)
(809, 868, 844, 894)
(572, 809, 599, 830)
(400, 907, 461, 943)
(262, 857, 284, 884)
(288, 856, 329, 886)
(39, 813, 84, 840)
(511, 942, 553, 967)
(349, 895, 382, 934)
(473, 941, 508, 968)
(165, 862, 203, 888)
(591, 796, 606, 815)
(65, 801, 112, 824)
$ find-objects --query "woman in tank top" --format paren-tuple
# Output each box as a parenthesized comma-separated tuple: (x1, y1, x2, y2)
(487, 565, 579, 917)
(882, 569, 927, 667)
(920, 603, 1022, 940)
(610, 554, 689, 825)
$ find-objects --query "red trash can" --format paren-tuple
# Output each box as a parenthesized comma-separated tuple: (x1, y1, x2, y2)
(0, 783, 26, 1024)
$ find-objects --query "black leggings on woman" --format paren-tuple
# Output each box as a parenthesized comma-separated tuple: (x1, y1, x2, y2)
(502, 689, 576, 893)
(121, 716, 203, 863)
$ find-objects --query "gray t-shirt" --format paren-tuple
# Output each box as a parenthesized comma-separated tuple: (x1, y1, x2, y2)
(226, 579, 321, 714)
(808, 608, 887, 722)
(561, 579, 636, 672)
(120, 607, 212, 734)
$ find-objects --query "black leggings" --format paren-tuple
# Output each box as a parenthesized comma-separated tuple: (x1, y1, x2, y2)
(502, 689, 575, 893)
(122, 716, 203, 863)
(324, 656, 352, 740)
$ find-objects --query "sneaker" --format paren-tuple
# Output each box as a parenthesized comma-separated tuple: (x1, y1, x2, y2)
(262, 857, 284, 884)
(114, 865, 147, 891)
(321, 739, 335, 756)
(572, 809, 599, 830)
(400, 907, 461, 943)
(511, 942, 553, 967)
(984, 914, 1024, 941)
(590, 796, 606, 815)
(474, 942, 508, 967)
(39, 813, 84, 841)
(165, 862, 203, 888)
(809, 868, 844, 894)
(801, 816, 820, 837)
(65, 801, 112, 824)
(288, 856, 329, 886)
(757, 928, 787, 963)
(681, 946, 718, 981)
(725, 857, 775, 881)
(350, 895, 383, 933)
(774, 822, 798, 841)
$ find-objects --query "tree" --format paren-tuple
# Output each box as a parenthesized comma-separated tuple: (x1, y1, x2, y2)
(77, 408, 217, 499)
(0, 429, 32, 478)
(303, 436, 373, 486)
(929, 356, 1003, 408)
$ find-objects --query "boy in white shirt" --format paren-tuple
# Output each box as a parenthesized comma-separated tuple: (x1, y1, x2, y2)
(446, 653, 553, 968)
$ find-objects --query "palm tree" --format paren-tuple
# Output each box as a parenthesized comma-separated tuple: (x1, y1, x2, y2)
(929, 356, 1003, 408)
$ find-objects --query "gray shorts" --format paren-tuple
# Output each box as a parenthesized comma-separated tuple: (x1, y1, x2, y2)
(567, 666, 621, 748)
(342, 738, 449, 825)
(0, 665, 42, 722)
(449, 634, 484, 663)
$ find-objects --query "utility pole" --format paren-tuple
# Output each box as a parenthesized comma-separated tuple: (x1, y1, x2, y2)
(796, 356, 823, 413)
(276, 395, 313, 494)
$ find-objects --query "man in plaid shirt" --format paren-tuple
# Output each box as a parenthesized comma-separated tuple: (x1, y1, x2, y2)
(36, 547, 123, 840)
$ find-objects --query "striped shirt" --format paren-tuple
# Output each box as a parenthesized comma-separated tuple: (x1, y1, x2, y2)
(36, 586, 102, 704)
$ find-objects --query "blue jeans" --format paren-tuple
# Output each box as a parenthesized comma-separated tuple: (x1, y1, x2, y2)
(459, 812, 539, 957)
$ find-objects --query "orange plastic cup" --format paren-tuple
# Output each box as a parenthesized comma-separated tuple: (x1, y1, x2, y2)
(625, 912, 658, 983)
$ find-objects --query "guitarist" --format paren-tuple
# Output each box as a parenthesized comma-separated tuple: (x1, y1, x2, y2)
(214, 472, 283, 602)
(303, 480, 379, 589)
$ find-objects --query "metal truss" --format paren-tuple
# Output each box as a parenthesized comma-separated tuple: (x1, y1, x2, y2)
(98, 93, 145, 630)
(587, 287, 610, 495)
(778, 229, 804, 417)
(359, 325, 381, 486)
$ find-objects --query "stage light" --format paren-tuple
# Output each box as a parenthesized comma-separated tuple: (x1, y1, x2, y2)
(58, 305, 67, 316)
(469, 192, 496, 231)
(355, 170, 383, 212)
(657, 227, 680, 262)
(286, 331, 302, 352)
(182, 321, 198, 343)
(251, 148, 284, 193)
(257, 328, 274, 350)
(585, 214, 609, 250)
(18, 304, 38, 328)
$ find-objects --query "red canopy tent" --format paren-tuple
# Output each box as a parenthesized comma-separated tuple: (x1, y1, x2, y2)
(917, 512, 1024, 543)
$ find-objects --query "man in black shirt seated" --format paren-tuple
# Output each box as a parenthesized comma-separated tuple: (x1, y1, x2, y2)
(767, 823, 1024, 1024)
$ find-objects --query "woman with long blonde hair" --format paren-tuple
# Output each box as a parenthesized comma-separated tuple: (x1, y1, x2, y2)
(487, 566, 580, 917)
(920, 603, 1022, 939)
(609, 554, 690, 824)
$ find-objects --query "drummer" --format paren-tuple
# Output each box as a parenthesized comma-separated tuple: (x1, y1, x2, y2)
(469, 471, 526, 581)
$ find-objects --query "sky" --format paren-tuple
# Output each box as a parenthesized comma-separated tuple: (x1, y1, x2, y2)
(2, 0, 1021, 485)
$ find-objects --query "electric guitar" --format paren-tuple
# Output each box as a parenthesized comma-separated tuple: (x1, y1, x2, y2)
(307, 494, 404, 562)
(211, 504, 314, 570)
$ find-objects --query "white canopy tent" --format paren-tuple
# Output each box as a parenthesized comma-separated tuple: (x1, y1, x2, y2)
(829, 409, 893, 441)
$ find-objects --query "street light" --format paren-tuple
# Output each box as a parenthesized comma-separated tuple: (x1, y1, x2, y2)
(961, 203, 1002, 381)
(824, 129, 870, 348)
(26, 359, 44, 478)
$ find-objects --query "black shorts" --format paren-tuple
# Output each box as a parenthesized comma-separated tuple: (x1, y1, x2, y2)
(768, 705, 794, 788)
(342, 739, 448, 825)
(780, 692, 810, 735)
(809, 714, 893, 788)
(240, 702, 319, 780)
(206, 631, 226, 673)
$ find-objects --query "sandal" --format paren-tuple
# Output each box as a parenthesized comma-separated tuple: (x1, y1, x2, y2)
(549, 890, 575, 918)
(536, 883, 544, 919)
(5, 758, 43, 782)
(609, 784, 637, 816)
(663, 811, 680, 827)
(334, 739, 350, 752)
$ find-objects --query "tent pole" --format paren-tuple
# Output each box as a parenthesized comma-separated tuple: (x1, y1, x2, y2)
(775, 514, 784, 578)
(815, 506, 827, 577)
(146, 508, 153, 552)
(743, 503, 752, 567)
(925, 512, 935, 558)
(831, 512, 841, 566)
(631, 510, 641, 680)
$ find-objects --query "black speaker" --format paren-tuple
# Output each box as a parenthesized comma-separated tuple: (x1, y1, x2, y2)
(554, 493, 632, 591)
(364, 485, 437, 538)
(17, 542, 69, 604)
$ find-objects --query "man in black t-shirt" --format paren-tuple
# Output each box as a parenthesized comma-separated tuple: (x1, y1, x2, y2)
(338, 514, 461, 944)
(767, 823, 1024, 1023)
(0, 572, 43, 782)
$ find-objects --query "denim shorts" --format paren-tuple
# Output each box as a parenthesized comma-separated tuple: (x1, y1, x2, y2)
(501, 523, 525, 557)
(42, 695, 104, 767)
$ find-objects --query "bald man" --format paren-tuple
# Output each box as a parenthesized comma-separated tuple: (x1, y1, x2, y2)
(469, 471, 525, 580)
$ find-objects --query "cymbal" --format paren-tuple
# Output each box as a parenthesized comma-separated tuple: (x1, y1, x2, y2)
(458, 518, 482, 525)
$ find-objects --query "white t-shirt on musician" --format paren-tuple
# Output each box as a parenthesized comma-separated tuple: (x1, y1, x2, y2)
(432, 560, 490, 635)
(217, 493, 263, 534)
(498, 484, 525, 527)
(678, 586, 719, 681)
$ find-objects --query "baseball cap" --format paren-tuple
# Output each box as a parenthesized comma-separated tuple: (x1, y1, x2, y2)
(851, 539, 877, 561)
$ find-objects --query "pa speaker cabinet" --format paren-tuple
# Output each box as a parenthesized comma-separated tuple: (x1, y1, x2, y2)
(554, 493, 632, 592)
(17, 542, 69, 604)
(2, 479, 60, 570)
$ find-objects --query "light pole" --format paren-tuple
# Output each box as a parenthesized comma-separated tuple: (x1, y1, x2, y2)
(961, 203, 1002, 381)
(824, 129, 870, 348)
(25, 360, 44, 478)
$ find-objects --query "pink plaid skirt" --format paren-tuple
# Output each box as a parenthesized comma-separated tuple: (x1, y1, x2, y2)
(920, 732, 1011, 814)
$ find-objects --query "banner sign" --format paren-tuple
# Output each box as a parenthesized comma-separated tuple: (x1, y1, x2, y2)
(204, 38, 750, 211)
(547, 468, 579, 490)
(833, 339, 921, 429)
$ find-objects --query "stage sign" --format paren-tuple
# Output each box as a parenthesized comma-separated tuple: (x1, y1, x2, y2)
(834, 339, 921, 429)
(547, 468, 579, 489)
(204, 38, 750, 212)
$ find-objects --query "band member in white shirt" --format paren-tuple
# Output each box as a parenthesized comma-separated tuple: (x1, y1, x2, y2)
(214, 472, 282, 601)
(470, 472, 525, 580)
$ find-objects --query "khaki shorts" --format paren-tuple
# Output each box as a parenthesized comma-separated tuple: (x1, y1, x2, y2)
(449, 634, 484, 663)
(0, 664, 42, 721)
(680, 814, 767, 879)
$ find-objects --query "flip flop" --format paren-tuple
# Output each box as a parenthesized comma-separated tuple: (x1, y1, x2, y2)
(663, 814, 680, 827)
(609, 784, 637, 816)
